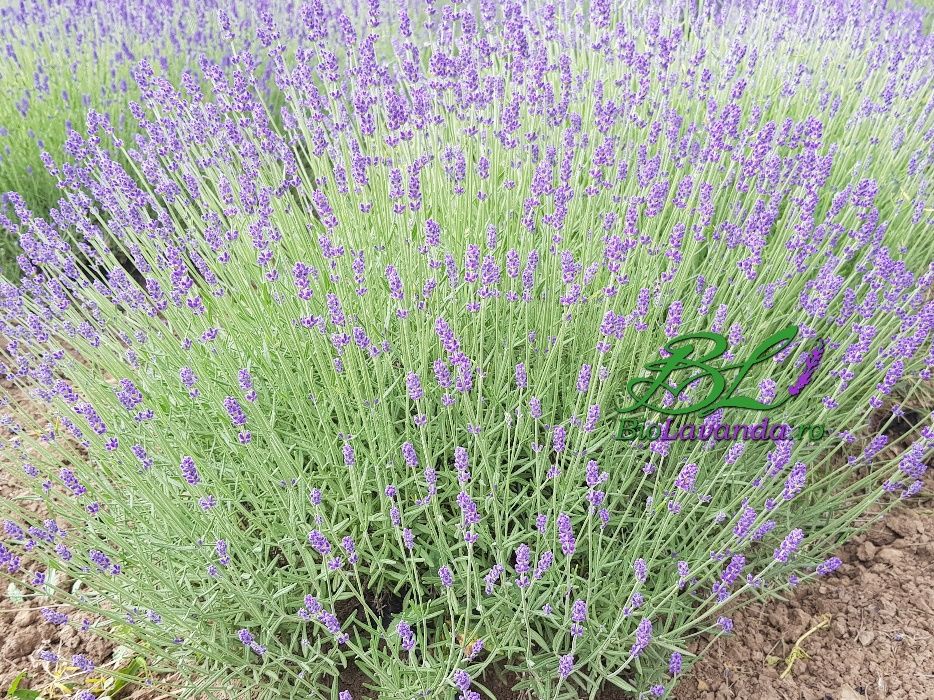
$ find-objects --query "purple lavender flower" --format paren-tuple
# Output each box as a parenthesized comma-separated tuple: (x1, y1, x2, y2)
(633, 558, 648, 584)
(783, 462, 807, 500)
(669, 651, 682, 676)
(570, 598, 587, 637)
(72, 654, 94, 673)
(59, 468, 86, 497)
(514, 544, 531, 588)
(41, 608, 67, 626)
(425, 219, 441, 247)
(237, 629, 265, 655)
(454, 446, 470, 483)
(816, 556, 842, 576)
(557, 513, 575, 556)
(534, 550, 554, 580)
(576, 364, 592, 393)
(752, 520, 777, 542)
(557, 653, 574, 679)
(116, 379, 143, 411)
(552, 425, 567, 454)
(3, 521, 24, 540)
(674, 463, 698, 492)
(198, 496, 216, 510)
(402, 441, 418, 468)
(484, 564, 504, 594)
(308, 530, 331, 556)
(774, 529, 805, 563)
(631, 617, 653, 657)
(733, 504, 756, 539)
(238, 369, 253, 392)
(457, 491, 480, 543)
(515, 362, 527, 389)
(215, 540, 230, 567)
(341, 536, 358, 565)
(406, 373, 423, 401)
(452, 669, 471, 692)
(179, 456, 200, 486)
(224, 397, 247, 428)
(757, 378, 777, 403)
(397, 620, 415, 652)
(36, 650, 58, 664)
(712, 554, 746, 602)
(583, 404, 601, 432)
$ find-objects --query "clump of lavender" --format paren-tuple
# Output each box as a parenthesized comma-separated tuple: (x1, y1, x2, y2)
(0, 0, 291, 233)
(0, 1, 932, 699)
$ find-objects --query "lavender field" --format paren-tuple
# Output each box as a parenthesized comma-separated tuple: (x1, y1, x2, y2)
(0, 1, 932, 699)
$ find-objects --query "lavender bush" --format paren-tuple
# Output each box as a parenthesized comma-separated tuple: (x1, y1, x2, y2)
(1, 1, 933, 698)
(0, 0, 296, 273)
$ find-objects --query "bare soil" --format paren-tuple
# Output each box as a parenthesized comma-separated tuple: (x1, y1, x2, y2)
(674, 501, 934, 700)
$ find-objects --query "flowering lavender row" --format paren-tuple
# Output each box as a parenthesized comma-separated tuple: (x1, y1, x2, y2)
(0, 1, 933, 698)
(0, 0, 300, 232)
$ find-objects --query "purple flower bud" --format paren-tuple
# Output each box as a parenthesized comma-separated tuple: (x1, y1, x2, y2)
(674, 463, 698, 491)
(633, 558, 648, 584)
(557, 653, 574, 679)
(406, 373, 423, 400)
(534, 550, 554, 580)
(553, 426, 567, 453)
(397, 620, 415, 651)
(72, 654, 94, 673)
(816, 556, 842, 576)
(308, 530, 331, 555)
(41, 608, 68, 625)
(669, 651, 682, 676)
(774, 528, 805, 562)
(576, 364, 592, 393)
(783, 462, 807, 500)
(483, 564, 504, 594)
(402, 441, 418, 468)
(631, 617, 653, 657)
(515, 363, 527, 389)
(425, 219, 441, 247)
(179, 457, 200, 486)
(557, 512, 575, 556)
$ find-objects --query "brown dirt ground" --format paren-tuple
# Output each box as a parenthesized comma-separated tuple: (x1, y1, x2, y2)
(673, 496, 934, 700)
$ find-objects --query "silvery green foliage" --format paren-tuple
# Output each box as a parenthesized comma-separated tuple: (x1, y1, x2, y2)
(1, 1, 932, 698)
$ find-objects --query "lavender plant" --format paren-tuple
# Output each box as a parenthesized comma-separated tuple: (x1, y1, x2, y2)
(1, 1, 933, 698)
(0, 0, 297, 274)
